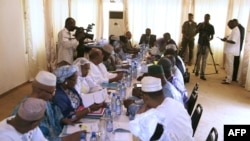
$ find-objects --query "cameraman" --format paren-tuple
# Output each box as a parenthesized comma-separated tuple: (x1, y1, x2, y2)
(194, 14, 215, 80)
(74, 27, 90, 59)
(57, 17, 83, 64)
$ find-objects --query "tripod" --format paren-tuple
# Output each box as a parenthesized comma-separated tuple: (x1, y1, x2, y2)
(192, 46, 218, 74)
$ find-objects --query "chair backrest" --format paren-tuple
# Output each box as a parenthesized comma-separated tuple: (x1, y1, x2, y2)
(187, 90, 198, 115)
(191, 103, 203, 136)
(206, 127, 218, 141)
(192, 82, 199, 94)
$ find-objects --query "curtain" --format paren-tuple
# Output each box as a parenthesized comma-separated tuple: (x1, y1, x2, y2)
(193, 0, 230, 66)
(71, 0, 99, 40)
(23, 0, 46, 80)
(126, 0, 183, 45)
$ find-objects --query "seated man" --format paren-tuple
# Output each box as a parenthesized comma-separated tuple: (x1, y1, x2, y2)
(129, 76, 194, 141)
(139, 28, 156, 48)
(88, 48, 123, 85)
(0, 97, 48, 141)
(102, 44, 116, 71)
(157, 32, 177, 53)
(120, 31, 140, 54)
(158, 57, 188, 108)
(11, 71, 87, 141)
(124, 65, 184, 119)
(73, 57, 102, 94)
(3, 97, 85, 141)
(164, 48, 186, 76)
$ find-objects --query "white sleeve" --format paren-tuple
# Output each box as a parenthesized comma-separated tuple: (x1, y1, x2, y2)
(32, 127, 48, 141)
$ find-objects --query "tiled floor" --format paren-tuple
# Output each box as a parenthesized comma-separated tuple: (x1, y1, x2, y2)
(0, 64, 250, 141)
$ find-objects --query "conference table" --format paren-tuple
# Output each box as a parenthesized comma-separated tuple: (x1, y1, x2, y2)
(60, 45, 148, 140)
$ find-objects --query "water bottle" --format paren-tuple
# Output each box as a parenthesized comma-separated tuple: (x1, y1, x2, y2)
(116, 96, 122, 116)
(132, 61, 137, 79)
(106, 109, 113, 132)
(80, 133, 86, 141)
(111, 93, 116, 112)
(105, 104, 110, 118)
(120, 83, 126, 100)
(126, 74, 132, 87)
(89, 132, 97, 141)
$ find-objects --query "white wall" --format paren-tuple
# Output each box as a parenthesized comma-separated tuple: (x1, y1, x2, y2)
(0, 0, 27, 95)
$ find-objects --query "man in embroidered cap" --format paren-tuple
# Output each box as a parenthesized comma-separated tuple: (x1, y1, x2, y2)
(0, 97, 48, 140)
(129, 76, 194, 141)
(11, 70, 86, 141)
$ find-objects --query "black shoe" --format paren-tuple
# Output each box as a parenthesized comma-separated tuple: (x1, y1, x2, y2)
(195, 72, 199, 76)
(200, 76, 206, 80)
(221, 81, 230, 84)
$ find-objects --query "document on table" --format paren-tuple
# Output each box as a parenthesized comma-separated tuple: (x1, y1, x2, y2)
(80, 89, 108, 107)
(65, 119, 99, 134)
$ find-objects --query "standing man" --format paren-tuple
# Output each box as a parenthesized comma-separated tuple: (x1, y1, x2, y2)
(180, 13, 197, 66)
(57, 17, 83, 64)
(221, 20, 240, 84)
(232, 19, 245, 81)
(139, 28, 156, 48)
(194, 14, 215, 80)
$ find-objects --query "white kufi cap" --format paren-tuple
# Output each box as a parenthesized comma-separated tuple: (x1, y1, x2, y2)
(35, 71, 56, 86)
(141, 76, 162, 92)
(18, 97, 46, 121)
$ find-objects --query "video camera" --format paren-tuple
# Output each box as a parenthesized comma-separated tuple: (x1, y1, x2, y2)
(75, 23, 95, 40)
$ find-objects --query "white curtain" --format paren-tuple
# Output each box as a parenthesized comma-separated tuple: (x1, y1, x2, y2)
(49, 0, 69, 72)
(23, 0, 46, 80)
(126, 0, 183, 46)
(71, 0, 100, 40)
(193, 0, 230, 66)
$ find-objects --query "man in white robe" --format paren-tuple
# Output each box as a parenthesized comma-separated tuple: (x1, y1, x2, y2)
(129, 76, 194, 141)
(88, 48, 123, 85)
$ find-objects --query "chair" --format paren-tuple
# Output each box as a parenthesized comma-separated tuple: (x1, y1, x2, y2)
(187, 91, 198, 115)
(187, 89, 198, 115)
(192, 82, 199, 94)
(206, 127, 218, 141)
(191, 103, 203, 136)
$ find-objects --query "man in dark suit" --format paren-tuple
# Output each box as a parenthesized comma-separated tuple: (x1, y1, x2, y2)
(139, 28, 156, 48)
